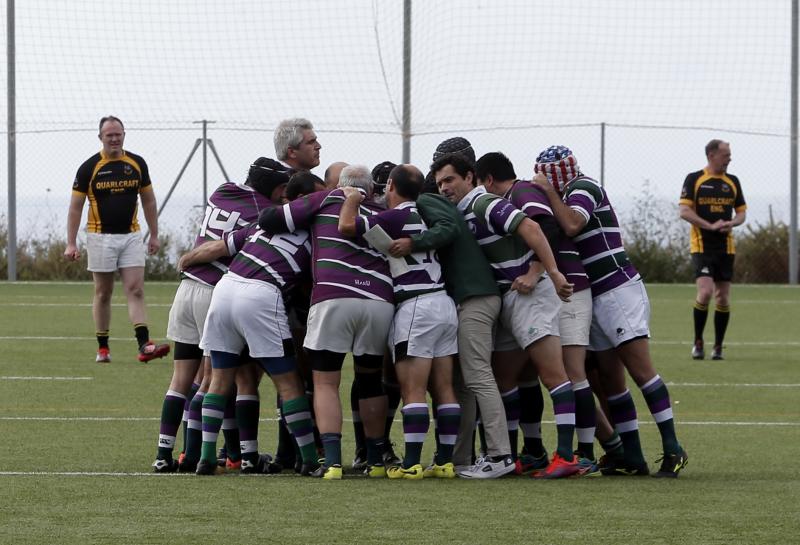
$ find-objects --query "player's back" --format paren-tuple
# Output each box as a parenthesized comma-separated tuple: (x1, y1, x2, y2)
(357, 202, 444, 304)
(182, 182, 274, 286)
(225, 223, 311, 294)
(262, 188, 394, 306)
(462, 186, 532, 291)
(563, 176, 638, 296)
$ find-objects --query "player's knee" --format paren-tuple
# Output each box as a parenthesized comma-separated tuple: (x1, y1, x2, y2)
(126, 284, 145, 299)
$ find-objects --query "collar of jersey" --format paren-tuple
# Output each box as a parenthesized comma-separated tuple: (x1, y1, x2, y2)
(458, 185, 486, 213)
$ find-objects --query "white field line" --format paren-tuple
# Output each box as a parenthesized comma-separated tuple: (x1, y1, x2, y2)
(2, 281, 181, 286)
(0, 303, 172, 308)
(1, 416, 797, 426)
(652, 340, 800, 346)
(0, 471, 301, 477)
(0, 376, 93, 381)
(0, 336, 145, 341)
(649, 299, 798, 304)
(1, 335, 798, 347)
(1, 375, 796, 388)
(667, 382, 800, 387)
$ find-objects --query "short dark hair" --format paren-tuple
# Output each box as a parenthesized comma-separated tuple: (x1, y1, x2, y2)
(99, 115, 124, 133)
(430, 153, 476, 186)
(705, 139, 727, 157)
(389, 165, 424, 201)
(286, 171, 324, 201)
(421, 170, 439, 195)
(475, 152, 516, 183)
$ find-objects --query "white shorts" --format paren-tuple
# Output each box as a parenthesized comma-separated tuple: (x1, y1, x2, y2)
(558, 288, 593, 347)
(86, 232, 146, 272)
(303, 298, 394, 356)
(589, 279, 651, 351)
(495, 275, 561, 352)
(390, 291, 458, 360)
(200, 274, 292, 358)
(167, 278, 214, 345)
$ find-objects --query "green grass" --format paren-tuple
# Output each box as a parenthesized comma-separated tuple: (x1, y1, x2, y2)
(0, 282, 799, 545)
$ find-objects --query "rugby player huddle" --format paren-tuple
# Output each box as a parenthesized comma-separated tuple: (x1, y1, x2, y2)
(152, 118, 689, 480)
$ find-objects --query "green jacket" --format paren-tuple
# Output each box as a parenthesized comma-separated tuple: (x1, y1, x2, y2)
(411, 193, 500, 305)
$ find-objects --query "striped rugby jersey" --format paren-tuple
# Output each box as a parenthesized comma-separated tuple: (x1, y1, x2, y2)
(563, 176, 639, 296)
(355, 201, 444, 303)
(457, 185, 531, 292)
(223, 223, 311, 294)
(506, 180, 590, 294)
(265, 188, 393, 305)
(556, 235, 591, 293)
(182, 182, 275, 286)
(505, 179, 553, 221)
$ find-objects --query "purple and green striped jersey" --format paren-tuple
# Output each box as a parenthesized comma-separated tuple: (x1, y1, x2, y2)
(268, 188, 393, 305)
(506, 180, 589, 293)
(355, 201, 444, 303)
(556, 235, 591, 293)
(505, 180, 553, 221)
(182, 182, 274, 286)
(457, 186, 531, 291)
(222, 224, 311, 295)
(563, 176, 639, 296)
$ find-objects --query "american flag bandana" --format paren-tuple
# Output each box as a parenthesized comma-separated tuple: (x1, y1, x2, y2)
(534, 145, 580, 193)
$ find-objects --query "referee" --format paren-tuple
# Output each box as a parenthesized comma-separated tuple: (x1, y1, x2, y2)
(679, 139, 747, 361)
(65, 115, 169, 364)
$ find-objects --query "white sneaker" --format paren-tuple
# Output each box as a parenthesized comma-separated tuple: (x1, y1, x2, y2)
(457, 456, 515, 479)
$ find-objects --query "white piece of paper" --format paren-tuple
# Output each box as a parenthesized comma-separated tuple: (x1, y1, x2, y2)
(363, 224, 410, 277)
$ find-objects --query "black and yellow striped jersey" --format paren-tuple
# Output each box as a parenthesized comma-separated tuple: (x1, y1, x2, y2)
(72, 150, 152, 234)
(679, 169, 746, 254)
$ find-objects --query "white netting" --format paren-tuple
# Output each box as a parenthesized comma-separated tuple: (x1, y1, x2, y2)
(0, 0, 794, 240)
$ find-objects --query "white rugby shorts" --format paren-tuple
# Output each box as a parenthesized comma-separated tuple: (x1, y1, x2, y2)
(200, 274, 292, 358)
(86, 232, 145, 272)
(558, 288, 593, 347)
(495, 275, 561, 352)
(303, 298, 394, 356)
(390, 291, 458, 360)
(588, 279, 651, 351)
(167, 278, 214, 345)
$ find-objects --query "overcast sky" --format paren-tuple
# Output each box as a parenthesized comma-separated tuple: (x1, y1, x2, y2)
(0, 0, 795, 239)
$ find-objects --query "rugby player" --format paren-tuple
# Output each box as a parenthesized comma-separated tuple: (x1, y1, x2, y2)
(534, 145, 689, 478)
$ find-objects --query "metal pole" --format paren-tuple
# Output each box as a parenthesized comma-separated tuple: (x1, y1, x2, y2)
(7, 0, 17, 281)
(207, 139, 230, 183)
(401, 0, 411, 163)
(600, 122, 606, 188)
(156, 139, 202, 218)
(791, 0, 799, 284)
(202, 120, 208, 206)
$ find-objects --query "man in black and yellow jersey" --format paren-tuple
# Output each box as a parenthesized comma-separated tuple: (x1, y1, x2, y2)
(65, 115, 169, 364)
(679, 139, 747, 361)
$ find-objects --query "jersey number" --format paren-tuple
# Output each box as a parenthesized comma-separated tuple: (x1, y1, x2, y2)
(199, 207, 242, 238)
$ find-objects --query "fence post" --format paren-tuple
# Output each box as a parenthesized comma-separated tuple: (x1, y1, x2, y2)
(600, 122, 606, 188)
(6, 0, 16, 281)
(791, 0, 798, 284)
(401, 0, 412, 163)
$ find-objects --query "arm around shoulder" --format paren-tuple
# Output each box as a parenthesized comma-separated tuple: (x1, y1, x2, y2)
(411, 194, 460, 251)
